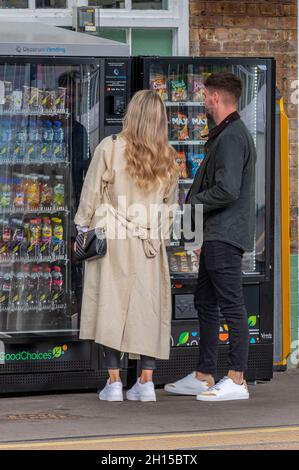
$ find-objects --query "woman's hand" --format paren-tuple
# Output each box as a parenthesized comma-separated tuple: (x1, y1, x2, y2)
(74, 241, 77, 253)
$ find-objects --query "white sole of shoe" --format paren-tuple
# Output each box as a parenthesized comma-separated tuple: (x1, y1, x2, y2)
(99, 395, 124, 402)
(164, 385, 204, 396)
(196, 394, 249, 402)
(126, 394, 156, 402)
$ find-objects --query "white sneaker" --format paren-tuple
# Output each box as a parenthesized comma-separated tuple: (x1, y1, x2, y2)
(197, 376, 249, 402)
(126, 378, 156, 402)
(164, 372, 213, 396)
(99, 379, 123, 402)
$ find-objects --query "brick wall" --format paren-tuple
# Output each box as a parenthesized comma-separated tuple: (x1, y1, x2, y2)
(190, 0, 298, 252)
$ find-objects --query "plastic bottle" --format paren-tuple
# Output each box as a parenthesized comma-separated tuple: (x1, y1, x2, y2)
(52, 265, 64, 305)
(27, 218, 42, 258)
(53, 121, 66, 162)
(0, 219, 11, 258)
(26, 174, 40, 209)
(26, 265, 39, 308)
(53, 121, 64, 143)
(52, 217, 64, 256)
(53, 175, 65, 207)
(40, 175, 53, 208)
(13, 175, 25, 209)
(39, 264, 52, 306)
(43, 120, 54, 143)
(10, 218, 26, 259)
(40, 217, 52, 257)
(16, 119, 27, 143)
(27, 119, 39, 162)
(0, 179, 12, 210)
(0, 270, 12, 309)
(11, 271, 25, 308)
(28, 119, 39, 143)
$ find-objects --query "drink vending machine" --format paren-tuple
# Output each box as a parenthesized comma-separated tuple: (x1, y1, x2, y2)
(0, 23, 131, 393)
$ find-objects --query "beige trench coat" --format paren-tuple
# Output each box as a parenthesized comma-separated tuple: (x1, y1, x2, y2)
(74, 135, 178, 360)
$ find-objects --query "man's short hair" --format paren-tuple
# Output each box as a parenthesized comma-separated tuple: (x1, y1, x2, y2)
(204, 72, 243, 103)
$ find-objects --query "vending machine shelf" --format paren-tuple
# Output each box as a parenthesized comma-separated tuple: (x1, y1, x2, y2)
(169, 140, 206, 146)
(0, 255, 68, 265)
(0, 110, 70, 118)
(1, 303, 67, 313)
(165, 101, 205, 107)
(0, 160, 69, 167)
(0, 206, 69, 215)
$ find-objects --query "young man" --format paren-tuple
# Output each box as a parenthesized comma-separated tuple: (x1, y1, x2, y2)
(165, 72, 257, 402)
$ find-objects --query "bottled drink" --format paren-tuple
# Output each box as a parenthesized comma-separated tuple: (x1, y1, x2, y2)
(2, 120, 12, 142)
(16, 119, 27, 143)
(28, 119, 39, 143)
(40, 175, 53, 208)
(52, 217, 64, 256)
(43, 120, 54, 143)
(27, 218, 42, 258)
(13, 174, 25, 209)
(10, 271, 25, 308)
(41, 121, 54, 162)
(27, 119, 39, 162)
(40, 217, 52, 257)
(26, 265, 39, 308)
(0, 179, 12, 209)
(53, 121, 64, 143)
(0, 219, 11, 258)
(39, 264, 52, 307)
(52, 265, 64, 305)
(10, 218, 26, 259)
(53, 175, 65, 207)
(0, 270, 12, 310)
(26, 174, 40, 209)
(53, 121, 66, 162)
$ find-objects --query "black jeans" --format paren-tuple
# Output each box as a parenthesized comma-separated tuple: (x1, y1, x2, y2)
(194, 241, 249, 376)
(103, 346, 156, 370)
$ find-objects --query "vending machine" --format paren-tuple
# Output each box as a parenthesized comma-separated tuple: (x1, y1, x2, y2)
(0, 23, 130, 394)
(134, 57, 276, 383)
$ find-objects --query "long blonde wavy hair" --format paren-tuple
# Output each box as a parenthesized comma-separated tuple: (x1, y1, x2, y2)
(120, 90, 178, 192)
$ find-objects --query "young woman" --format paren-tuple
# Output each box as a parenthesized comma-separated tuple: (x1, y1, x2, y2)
(74, 90, 178, 402)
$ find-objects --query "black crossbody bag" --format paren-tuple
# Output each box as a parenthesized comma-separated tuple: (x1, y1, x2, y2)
(75, 135, 117, 262)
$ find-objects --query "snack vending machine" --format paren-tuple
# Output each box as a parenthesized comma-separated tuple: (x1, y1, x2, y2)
(134, 57, 276, 383)
(0, 23, 130, 394)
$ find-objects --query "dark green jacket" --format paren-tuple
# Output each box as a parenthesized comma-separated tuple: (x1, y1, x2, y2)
(187, 116, 257, 252)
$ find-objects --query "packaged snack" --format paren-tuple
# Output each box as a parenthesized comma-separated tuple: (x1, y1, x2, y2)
(169, 79, 188, 102)
(188, 152, 205, 178)
(170, 111, 189, 141)
(150, 73, 168, 101)
(176, 152, 188, 179)
(189, 75, 205, 102)
(190, 112, 208, 140)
